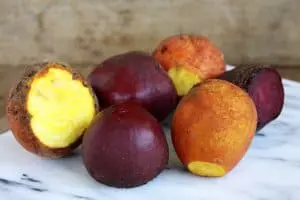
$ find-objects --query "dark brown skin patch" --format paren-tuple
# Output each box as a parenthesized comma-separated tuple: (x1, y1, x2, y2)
(160, 45, 168, 54)
(6, 62, 98, 158)
(218, 65, 264, 90)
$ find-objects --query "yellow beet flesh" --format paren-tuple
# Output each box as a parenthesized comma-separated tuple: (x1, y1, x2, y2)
(188, 161, 226, 177)
(27, 67, 96, 148)
(168, 67, 201, 96)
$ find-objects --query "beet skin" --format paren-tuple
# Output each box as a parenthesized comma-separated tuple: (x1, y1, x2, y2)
(219, 65, 284, 131)
(88, 51, 177, 121)
(82, 102, 169, 188)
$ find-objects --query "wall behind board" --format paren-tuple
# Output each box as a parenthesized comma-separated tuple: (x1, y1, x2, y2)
(0, 0, 299, 67)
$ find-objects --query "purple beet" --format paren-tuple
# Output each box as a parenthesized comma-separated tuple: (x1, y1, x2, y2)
(219, 65, 284, 131)
(82, 102, 169, 188)
(88, 51, 177, 121)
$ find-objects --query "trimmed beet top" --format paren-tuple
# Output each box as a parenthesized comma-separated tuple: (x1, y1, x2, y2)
(219, 65, 284, 131)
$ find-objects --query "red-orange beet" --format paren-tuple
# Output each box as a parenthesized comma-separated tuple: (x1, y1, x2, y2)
(88, 51, 177, 121)
(219, 65, 284, 131)
(82, 102, 169, 188)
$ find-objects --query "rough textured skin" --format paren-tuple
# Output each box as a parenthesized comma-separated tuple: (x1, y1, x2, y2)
(171, 79, 257, 176)
(153, 35, 225, 80)
(6, 62, 98, 158)
(88, 51, 177, 121)
(219, 65, 284, 131)
(82, 102, 168, 188)
(219, 65, 264, 90)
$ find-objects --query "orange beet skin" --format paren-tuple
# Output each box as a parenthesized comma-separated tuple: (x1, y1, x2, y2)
(171, 79, 257, 177)
(153, 35, 225, 96)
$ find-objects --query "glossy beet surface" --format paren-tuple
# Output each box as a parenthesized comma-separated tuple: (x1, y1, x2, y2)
(82, 102, 169, 188)
(88, 51, 177, 121)
(219, 65, 284, 131)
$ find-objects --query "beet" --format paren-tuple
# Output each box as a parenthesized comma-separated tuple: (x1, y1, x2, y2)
(88, 51, 177, 121)
(82, 102, 169, 188)
(219, 65, 284, 131)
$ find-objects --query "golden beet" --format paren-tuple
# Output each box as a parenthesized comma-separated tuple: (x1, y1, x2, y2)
(6, 62, 98, 158)
(153, 35, 225, 96)
(171, 79, 257, 177)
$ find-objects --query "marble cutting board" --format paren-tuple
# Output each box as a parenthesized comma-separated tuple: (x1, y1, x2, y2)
(1, 67, 300, 200)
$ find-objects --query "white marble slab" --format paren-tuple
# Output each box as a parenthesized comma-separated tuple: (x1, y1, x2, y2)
(1, 71, 300, 200)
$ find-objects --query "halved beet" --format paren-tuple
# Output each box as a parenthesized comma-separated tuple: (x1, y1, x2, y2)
(219, 65, 284, 131)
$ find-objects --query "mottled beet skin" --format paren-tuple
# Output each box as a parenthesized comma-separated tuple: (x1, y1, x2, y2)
(219, 65, 284, 131)
(82, 102, 169, 188)
(88, 51, 177, 121)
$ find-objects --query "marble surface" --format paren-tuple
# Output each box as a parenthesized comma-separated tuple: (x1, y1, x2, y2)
(1, 73, 300, 200)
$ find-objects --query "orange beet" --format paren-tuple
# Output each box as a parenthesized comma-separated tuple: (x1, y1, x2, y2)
(171, 79, 257, 177)
(153, 35, 225, 96)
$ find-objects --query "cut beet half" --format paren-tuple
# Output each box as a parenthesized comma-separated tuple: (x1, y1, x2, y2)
(219, 65, 284, 131)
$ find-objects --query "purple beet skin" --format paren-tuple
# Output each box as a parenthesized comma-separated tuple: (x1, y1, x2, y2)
(82, 102, 169, 188)
(88, 51, 177, 121)
(219, 65, 284, 131)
